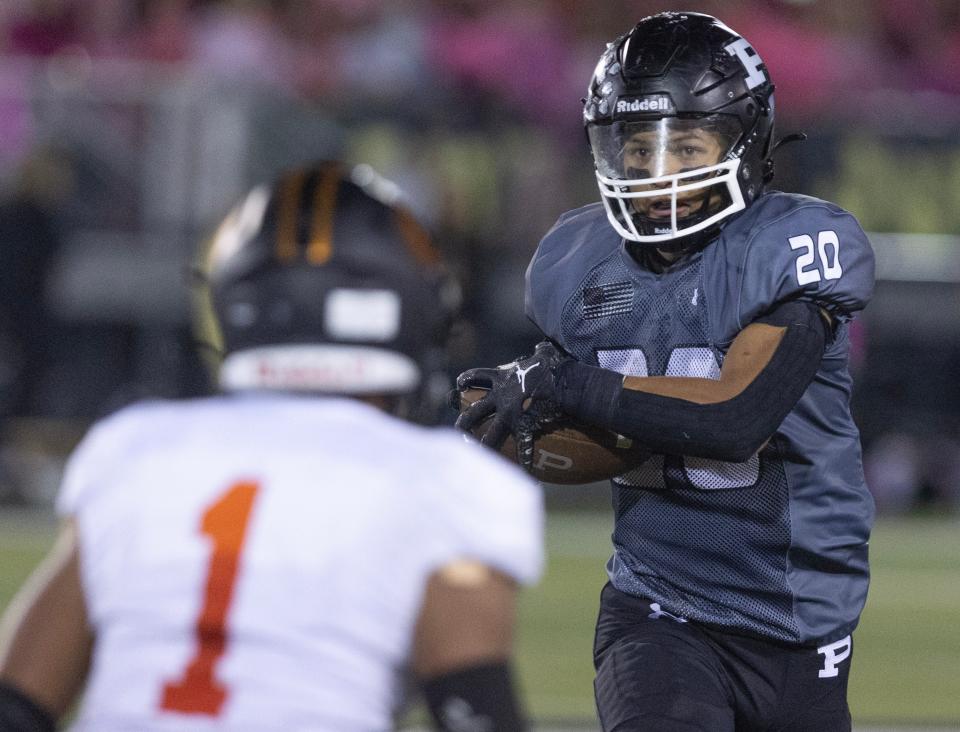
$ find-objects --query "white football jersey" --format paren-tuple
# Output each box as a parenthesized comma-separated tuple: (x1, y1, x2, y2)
(56, 394, 544, 731)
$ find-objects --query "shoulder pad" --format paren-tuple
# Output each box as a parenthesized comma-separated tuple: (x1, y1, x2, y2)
(722, 193, 875, 328)
(524, 203, 620, 340)
(56, 400, 172, 516)
(428, 429, 544, 586)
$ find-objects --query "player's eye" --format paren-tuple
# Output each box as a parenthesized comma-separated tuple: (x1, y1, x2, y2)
(674, 144, 707, 159)
(623, 145, 650, 159)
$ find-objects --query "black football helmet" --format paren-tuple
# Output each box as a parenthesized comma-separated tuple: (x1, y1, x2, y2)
(193, 161, 460, 417)
(583, 12, 775, 253)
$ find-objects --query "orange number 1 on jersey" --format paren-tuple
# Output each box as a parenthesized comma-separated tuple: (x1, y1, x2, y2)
(161, 481, 260, 716)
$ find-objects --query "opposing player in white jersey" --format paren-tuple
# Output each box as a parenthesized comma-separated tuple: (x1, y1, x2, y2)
(0, 161, 544, 731)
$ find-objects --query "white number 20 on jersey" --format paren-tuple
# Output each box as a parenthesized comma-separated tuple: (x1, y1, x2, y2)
(789, 230, 842, 286)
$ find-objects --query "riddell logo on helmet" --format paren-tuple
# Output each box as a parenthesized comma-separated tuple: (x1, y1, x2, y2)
(615, 95, 674, 114)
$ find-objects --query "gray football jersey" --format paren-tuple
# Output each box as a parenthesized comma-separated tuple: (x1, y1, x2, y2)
(525, 191, 876, 645)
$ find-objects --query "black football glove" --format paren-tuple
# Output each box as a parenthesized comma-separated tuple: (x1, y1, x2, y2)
(454, 340, 569, 468)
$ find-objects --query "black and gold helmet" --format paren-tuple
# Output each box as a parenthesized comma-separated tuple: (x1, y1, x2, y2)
(194, 161, 460, 409)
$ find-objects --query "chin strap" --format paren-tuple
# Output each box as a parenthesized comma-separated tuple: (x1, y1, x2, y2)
(626, 222, 717, 263)
(762, 132, 807, 184)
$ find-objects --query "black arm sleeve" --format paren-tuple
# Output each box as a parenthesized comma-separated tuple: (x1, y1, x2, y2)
(554, 300, 828, 462)
(0, 682, 56, 732)
(421, 661, 526, 732)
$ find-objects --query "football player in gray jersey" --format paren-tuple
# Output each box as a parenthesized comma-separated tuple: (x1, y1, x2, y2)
(455, 11, 875, 732)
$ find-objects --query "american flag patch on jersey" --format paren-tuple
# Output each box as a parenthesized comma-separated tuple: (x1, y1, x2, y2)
(582, 282, 633, 319)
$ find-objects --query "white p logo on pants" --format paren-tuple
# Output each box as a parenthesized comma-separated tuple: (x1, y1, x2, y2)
(817, 635, 851, 678)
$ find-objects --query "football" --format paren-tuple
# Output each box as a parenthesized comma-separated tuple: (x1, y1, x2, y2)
(458, 388, 650, 485)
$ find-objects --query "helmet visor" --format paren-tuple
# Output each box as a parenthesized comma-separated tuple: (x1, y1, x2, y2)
(589, 115, 741, 181)
(588, 115, 747, 243)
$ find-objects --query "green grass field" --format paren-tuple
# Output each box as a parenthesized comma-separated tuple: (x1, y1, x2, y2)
(515, 512, 960, 726)
(2, 509, 958, 727)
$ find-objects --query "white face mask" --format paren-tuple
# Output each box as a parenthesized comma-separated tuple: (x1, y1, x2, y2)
(589, 116, 746, 243)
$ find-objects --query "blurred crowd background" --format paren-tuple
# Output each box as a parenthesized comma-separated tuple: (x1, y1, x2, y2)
(2, 0, 960, 513)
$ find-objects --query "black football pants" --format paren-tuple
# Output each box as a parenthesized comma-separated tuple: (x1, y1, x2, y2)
(593, 583, 853, 732)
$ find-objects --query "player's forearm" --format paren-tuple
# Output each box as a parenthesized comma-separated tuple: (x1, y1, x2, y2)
(554, 302, 828, 462)
(555, 363, 769, 461)
(620, 373, 748, 403)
